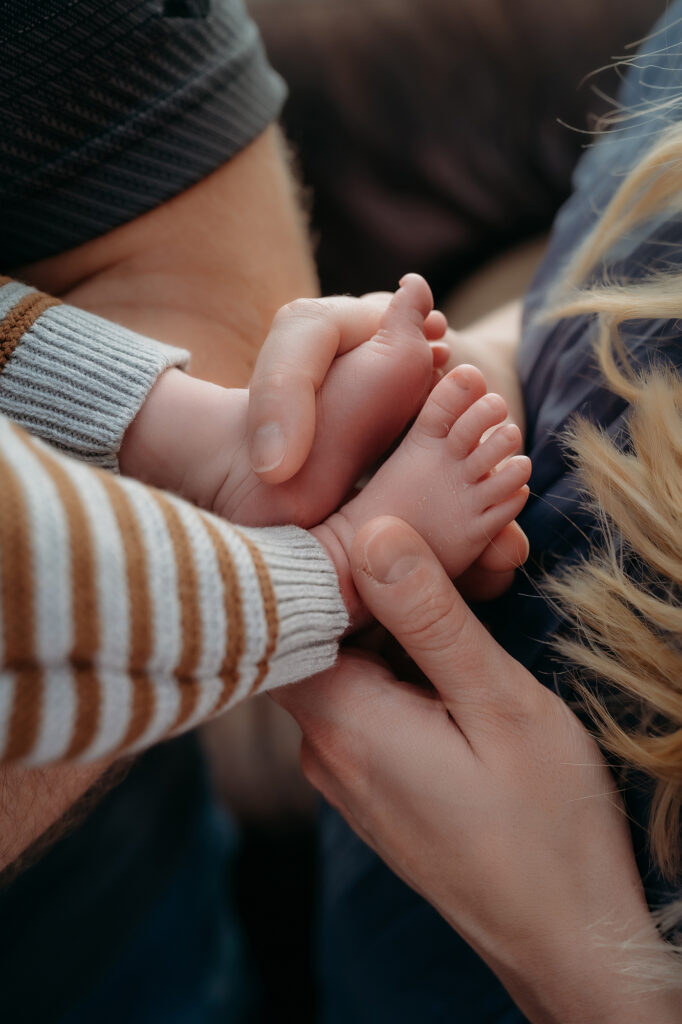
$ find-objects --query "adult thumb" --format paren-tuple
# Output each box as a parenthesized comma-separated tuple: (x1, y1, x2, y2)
(350, 516, 533, 731)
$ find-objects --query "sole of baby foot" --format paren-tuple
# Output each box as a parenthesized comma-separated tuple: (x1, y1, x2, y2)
(332, 364, 531, 581)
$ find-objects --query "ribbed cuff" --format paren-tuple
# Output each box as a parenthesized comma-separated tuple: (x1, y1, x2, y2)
(238, 524, 349, 691)
(0, 284, 189, 471)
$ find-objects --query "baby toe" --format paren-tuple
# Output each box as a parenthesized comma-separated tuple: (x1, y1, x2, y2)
(479, 485, 530, 540)
(475, 455, 532, 510)
(411, 364, 487, 441)
(447, 391, 507, 459)
(463, 422, 522, 483)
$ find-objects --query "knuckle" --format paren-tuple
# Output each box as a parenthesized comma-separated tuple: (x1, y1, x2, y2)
(251, 368, 301, 394)
(400, 585, 461, 652)
(479, 666, 548, 739)
(275, 297, 324, 323)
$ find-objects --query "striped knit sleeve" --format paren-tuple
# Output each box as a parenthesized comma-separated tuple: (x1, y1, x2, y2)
(0, 416, 348, 766)
(0, 277, 190, 471)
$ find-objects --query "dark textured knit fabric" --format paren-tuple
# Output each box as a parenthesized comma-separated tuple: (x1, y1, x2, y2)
(0, 0, 286, 268)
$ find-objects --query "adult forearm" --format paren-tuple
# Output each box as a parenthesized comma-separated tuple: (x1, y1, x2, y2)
(0, 760, 110, 874)
(484, 925, 682, 1024)
(2, 123, 318, 869)
(18, 126, 319, 387)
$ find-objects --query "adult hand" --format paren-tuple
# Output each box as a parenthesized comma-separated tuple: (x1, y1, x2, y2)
(275, 517, 680, 1024)
(247, 279, 448, 483)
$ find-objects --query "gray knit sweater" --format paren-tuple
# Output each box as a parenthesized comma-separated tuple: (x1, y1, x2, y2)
(0, 279, 347, 764)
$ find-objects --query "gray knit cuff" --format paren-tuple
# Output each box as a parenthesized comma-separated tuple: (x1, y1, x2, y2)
(0, 282, 189, 471)
(238, 524, 349, 691)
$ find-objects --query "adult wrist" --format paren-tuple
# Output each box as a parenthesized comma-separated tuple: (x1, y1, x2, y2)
(483, 914, 682, 1024)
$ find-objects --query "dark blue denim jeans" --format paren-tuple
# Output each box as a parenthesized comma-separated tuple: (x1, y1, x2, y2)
(318, 803, 526, 1024)
(58, 799, 254, 1024)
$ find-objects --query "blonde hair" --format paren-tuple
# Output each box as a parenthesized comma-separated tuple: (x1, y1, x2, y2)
(542, 116, 682, 882)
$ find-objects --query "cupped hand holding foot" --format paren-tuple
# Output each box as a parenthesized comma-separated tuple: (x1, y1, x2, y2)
(274, 517, 682, 1024)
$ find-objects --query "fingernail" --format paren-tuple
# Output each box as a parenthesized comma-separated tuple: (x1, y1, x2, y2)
(363, 522, 420, 584)
(251, 422, 287, 472)
(519, 531, 530, 562)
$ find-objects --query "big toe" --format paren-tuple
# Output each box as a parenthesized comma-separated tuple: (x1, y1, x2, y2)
(377, 273, 433, 342)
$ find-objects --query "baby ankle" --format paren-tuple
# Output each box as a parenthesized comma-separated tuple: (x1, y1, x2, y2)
(310, 517, 366, 632)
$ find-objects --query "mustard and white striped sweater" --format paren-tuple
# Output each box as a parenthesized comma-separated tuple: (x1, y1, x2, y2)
(0, 280, 348, 765)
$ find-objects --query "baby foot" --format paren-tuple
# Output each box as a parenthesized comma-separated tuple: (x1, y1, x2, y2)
(215, 275, 438, 527)
(314, 364, 531, 621)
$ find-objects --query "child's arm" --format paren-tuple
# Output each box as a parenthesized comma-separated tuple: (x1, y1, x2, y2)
(0, 278, 189, 470)
(0, 272, 445, 531)
(0, 417, 348, 765)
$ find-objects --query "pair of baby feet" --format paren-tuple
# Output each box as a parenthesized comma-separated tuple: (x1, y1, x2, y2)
(216, 274, 530, 623)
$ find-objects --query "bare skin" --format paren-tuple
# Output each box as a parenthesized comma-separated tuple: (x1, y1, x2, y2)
(0, 761, 111, 875)
(0, 125, 320, 873)
(444, 299, 525, 439)
(119, 276, 447, 526)
(122, 275, 530, 628)
(18, 127, 316, 386)
(275, 517, 682, 1024)
(313, 365, 530, 624)
(1, 131, 529, 871)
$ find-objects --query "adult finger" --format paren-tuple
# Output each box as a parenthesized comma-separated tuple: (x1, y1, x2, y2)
(248, 294, 395, 483)
(349, 516, 545, 739)
(273, 650, 458, 805)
